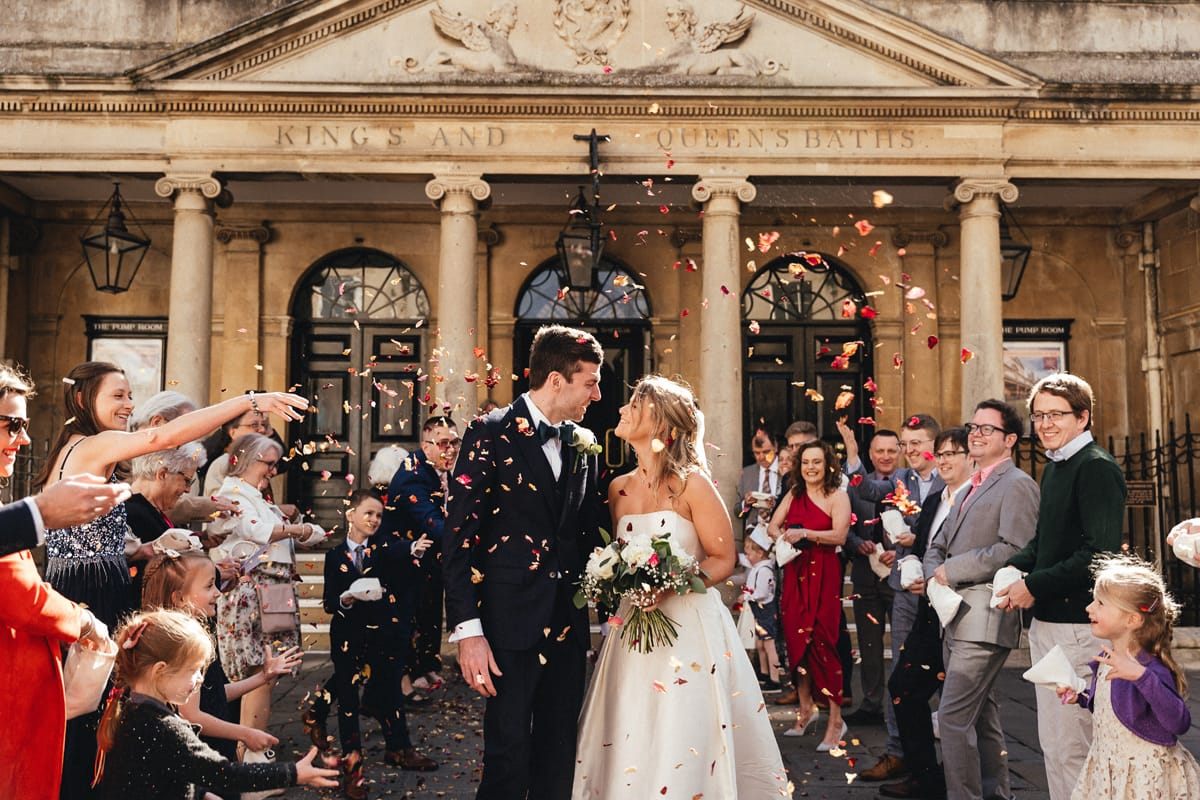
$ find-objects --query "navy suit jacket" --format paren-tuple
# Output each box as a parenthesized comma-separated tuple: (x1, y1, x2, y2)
(381, 448, 446, 547)
(324, 537, 416, 661)
(0, 500, 39, 557)
(443, 396, 604, 651)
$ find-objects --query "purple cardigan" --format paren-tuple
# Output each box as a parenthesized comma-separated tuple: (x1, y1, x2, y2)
(1077, 651, 1191, 746)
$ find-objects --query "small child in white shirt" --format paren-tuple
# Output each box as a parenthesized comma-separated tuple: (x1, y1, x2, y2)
(741, 528, 782, 689)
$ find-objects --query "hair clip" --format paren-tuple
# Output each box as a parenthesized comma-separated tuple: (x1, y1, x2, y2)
(164, 549, 181, 560)
(1139, 596, 1160, 613)
(122, 621, 149, 650)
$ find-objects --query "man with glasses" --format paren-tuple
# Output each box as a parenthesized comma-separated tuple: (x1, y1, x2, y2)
(882, 426, 972, 800)
(995, 374, 1124, 800)
(381, 416, 461, 699)
(925, 399, 1038, 800)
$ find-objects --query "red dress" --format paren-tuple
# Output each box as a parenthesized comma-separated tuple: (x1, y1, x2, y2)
(0, 549, 82, 800)
(779, 491, 844, 708)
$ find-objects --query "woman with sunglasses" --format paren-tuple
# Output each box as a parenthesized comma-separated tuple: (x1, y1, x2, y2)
(0, 363, 115, 800)
(32, 361, 307, 798)
(207, 433, 326, 746)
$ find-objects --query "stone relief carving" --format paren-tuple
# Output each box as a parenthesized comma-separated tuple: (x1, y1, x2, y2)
(400, 1, 779, 79)
(656, 2, 775, 77)
(406, 2, 522, 73)
(552, 0, 630, 67)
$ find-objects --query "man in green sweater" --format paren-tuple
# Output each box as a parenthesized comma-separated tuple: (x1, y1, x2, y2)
(996, 373, 1125, 800)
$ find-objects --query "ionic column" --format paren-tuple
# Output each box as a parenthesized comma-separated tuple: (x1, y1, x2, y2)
(215, 222, 270, 394)
(948, 179, 1017, 422)
(155, 174, 222, 403)
(426, 174, 491, 419)
(691, 176, 756, 508)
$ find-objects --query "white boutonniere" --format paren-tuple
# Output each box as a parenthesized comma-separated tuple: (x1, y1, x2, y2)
(570, 426, 603, 457)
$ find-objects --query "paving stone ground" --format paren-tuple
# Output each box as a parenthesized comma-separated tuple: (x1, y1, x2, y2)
(263, 651, 1200, 800)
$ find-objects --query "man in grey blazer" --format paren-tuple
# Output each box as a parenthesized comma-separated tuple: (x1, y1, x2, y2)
(924, 399, 1039, 800)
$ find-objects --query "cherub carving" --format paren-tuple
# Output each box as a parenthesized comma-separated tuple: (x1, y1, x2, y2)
(410, 2, 520, 73)
(659, 1, 767, 77)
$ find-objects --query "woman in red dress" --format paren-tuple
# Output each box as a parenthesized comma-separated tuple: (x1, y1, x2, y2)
(768, 439, 851, 751)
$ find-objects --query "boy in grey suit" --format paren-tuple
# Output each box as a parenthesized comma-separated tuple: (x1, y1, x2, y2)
(924, 399, 1039, 800)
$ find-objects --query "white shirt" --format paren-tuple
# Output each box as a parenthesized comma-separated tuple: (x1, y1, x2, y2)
(1046, 430, 1094, 462)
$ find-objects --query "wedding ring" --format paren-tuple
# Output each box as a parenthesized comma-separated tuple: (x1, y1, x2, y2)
(475, 673, 486, 684)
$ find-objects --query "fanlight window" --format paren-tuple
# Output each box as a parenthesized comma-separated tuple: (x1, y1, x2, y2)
(516, 260, 651, 321)
(742, 255, 866, 322)
(301, 248, 430, 321)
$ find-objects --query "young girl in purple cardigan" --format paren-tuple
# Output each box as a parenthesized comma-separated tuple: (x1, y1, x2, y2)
(1058, 554, 1199, 799)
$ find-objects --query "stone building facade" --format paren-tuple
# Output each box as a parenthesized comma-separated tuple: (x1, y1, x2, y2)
(2, 0, 1199, 521)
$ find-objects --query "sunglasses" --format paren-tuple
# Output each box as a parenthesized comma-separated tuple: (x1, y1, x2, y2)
(0, 415, 30, 437)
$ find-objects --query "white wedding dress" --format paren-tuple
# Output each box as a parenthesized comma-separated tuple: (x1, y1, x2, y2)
(573, 511, 791, 799)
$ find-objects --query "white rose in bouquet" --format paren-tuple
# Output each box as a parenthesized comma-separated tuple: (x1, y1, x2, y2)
(587, 544, 619, 580)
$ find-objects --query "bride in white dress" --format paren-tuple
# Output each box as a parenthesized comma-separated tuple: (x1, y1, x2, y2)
(573, 376, 791, 799)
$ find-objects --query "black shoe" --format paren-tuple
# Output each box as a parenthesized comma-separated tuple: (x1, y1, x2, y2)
(402, 691, 430, 710)
(843, 707, 885, 725)
(761, 678, 782, 691)
(879, 777, 946, 800)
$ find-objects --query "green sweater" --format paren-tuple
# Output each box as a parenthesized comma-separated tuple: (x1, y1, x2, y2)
(1007, 440, 1125, 623)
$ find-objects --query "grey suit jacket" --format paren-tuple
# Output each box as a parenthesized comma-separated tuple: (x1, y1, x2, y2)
(736, 463, 779, 529)
(923, 460, 1039, 648)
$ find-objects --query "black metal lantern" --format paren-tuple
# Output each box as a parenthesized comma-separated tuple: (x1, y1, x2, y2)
(556, 129, 610, 293)
(80, 182, 150, 294)
(999, 203, 1032, 301)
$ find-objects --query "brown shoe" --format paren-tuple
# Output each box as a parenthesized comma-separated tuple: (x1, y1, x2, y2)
(773, 688, 799, 705)
(385, 748, 439, 772)
(341, 756, 367, 800)
(858, 754, 908, 781)
(302, 708, 330, 751)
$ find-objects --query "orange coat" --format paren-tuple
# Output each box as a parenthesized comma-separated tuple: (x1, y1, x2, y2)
(0, 550, 82, 800)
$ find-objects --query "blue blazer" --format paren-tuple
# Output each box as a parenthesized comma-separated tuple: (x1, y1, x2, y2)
(0, 500, 40, 558)
(381, 448, 446, 547)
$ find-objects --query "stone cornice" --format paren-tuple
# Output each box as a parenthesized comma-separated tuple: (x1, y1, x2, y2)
(14, 94, 1200, 123)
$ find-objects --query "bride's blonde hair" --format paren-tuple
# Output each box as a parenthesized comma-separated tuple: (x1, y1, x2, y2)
(631, 375, 707, 494)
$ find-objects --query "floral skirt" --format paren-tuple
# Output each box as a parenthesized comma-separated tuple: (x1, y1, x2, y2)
(216, 563, 299, 681)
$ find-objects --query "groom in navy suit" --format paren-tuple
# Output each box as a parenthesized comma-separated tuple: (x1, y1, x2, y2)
(444, 324, 606, 800)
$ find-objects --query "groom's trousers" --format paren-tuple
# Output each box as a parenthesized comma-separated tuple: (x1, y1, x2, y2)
(478, 634, 586, 800)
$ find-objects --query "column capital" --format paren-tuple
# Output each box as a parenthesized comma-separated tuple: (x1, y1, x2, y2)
(691, 177, 756, 205)
(215, 221, 271, 246)
(946, 178, 1018, 210)
(155, 173, 223, 200)
(425, 174, 491, 205)
(892, 227, 949, 250)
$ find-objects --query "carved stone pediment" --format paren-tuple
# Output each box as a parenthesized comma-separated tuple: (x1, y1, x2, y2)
(134, 0, 1039, 90)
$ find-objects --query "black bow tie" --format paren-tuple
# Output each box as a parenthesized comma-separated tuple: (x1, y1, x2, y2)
(537, 420, 562, 444)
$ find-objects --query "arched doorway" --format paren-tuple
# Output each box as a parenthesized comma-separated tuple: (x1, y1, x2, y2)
(742, 254, 872, 445)
(288, 247, 430, 525)
(513, 258, 651, 477)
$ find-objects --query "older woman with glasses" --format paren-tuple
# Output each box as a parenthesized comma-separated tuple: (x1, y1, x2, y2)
(208, 433, 326, 741)
(202, 405, 271, 496)
(125, 442, 207, 605)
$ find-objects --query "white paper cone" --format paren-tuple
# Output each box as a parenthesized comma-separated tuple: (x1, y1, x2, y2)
(775, 538, 800, 567)
(990, 565, 1026, 608)
(345, 577, 383, 602)
(926, 579, 964, 628)
(880, 509, 910, 545)
(899, 556, 923, 589)
(1022, 644, 1087, 693)
(1170, 526, 1200, 565)
(867, 549, 892, 579)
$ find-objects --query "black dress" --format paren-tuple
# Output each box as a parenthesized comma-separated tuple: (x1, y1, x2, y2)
(124, 492, 170, 609)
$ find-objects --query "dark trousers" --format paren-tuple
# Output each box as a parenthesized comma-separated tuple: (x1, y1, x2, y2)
(331, 646, 412, 754)
(409, 566, 445, 678)
(851, 566, 895, 712)
(478, 637, 586, 800)
(838, 608, 854, 700)
(889, 600, 946, 792)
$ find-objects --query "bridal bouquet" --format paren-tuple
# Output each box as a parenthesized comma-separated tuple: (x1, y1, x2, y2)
(574, 528, 707, 654)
